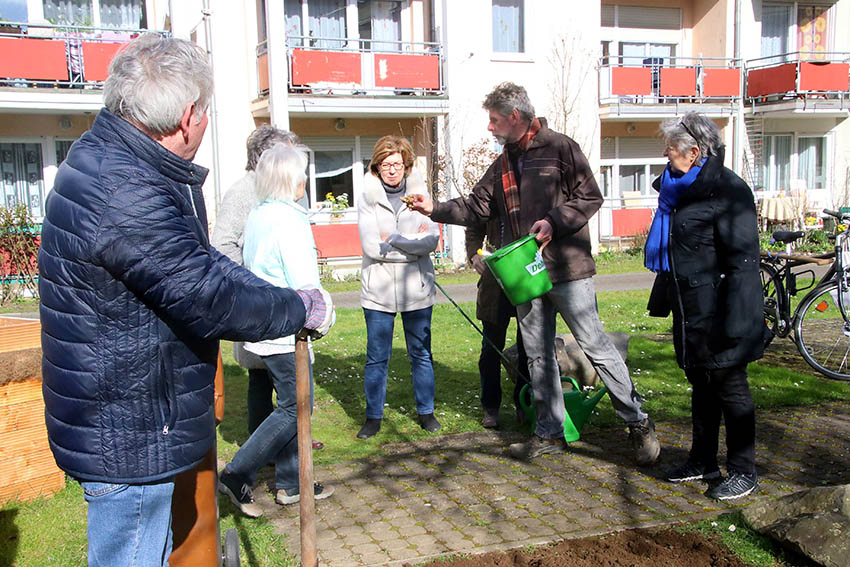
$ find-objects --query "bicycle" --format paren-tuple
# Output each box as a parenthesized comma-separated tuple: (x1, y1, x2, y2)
(759, 209, 850, 381)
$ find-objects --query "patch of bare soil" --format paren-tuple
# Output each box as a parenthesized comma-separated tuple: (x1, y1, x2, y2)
(416, 528, 747, 567)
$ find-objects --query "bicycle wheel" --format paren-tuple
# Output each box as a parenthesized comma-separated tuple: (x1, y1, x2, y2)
(794, 281, 850, 381)
(759, 263, 786, 342)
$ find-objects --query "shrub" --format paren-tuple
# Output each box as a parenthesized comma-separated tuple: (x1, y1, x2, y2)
(0, 205, 40, 305)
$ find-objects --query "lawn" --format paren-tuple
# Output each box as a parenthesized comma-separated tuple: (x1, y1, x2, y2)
(3, 285, 849, 567)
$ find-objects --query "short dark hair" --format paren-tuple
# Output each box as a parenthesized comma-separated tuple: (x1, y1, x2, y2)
(482, 82, 535, 122)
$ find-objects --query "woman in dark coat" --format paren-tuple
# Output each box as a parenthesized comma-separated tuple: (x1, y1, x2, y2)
(645, 112, 765, 500)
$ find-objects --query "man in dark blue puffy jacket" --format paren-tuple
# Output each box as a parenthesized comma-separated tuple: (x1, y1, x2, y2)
(38, 34, 333, 567)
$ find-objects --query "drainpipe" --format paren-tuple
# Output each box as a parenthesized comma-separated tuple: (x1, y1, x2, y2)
(201, 0, 222, 208)
(733, 0, 744, 177)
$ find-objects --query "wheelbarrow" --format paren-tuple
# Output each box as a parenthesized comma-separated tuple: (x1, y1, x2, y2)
(434, 280, 607, 441)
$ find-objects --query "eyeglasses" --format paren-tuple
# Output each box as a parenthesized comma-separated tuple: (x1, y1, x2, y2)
(380, 162, 405, 172)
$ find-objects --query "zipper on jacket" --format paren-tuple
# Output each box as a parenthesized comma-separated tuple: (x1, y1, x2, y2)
(668, 207, 689, 367)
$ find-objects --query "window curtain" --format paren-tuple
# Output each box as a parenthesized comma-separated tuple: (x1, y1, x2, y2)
(761, 3, 791, 61)
(308, 0, 346, 49)
(369, 1, 401, 52)
(797, 5, 829, 61)
(43, 0, 93, 25)
(774, 135, 791, 192)
(285, 0, 302, 47)
(492, 0, 523, 53)
(798, 138, 826, 190)
(0, 143, 45, 219)
(99, 0, 144, 29)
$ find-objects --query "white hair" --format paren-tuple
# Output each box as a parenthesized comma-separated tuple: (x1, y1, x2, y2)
(104, 34, 213, 137)
(659, 112, 724, 160)
(254, 145, 309, 202)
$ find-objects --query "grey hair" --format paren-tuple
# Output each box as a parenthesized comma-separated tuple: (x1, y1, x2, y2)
(104, 33, 213, 137)
(254, 144, 309, 203)
(659, 112, 724, 160)
(245, 125, 300, 171)
(482, 82, 535, 122)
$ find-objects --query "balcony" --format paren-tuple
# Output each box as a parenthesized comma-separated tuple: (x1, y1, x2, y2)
(745, 52, 850, 115)
(0, 21, 165, 112)
(599, 56, 741, 119)
(256, 35, 447, 118)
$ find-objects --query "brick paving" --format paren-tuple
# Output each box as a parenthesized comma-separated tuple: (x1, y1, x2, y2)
(247, 401, 850, 566)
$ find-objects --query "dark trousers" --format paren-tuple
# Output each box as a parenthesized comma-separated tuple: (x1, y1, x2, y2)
(247, 368, 274, 434)
(686, 364, 756, 475)
(479, 297, 529, 411)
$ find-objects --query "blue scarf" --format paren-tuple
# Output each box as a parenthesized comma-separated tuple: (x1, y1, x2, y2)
(644, 160, 705, 273)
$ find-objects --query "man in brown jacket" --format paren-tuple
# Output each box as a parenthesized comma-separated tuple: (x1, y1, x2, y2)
(410, 82, 660, 465)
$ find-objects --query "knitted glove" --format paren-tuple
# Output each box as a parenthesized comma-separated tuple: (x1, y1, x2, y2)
(295, 287, 336, 339)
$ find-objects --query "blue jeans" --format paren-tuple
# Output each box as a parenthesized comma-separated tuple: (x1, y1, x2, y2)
(247, 368, 274, 434)
(363, 306, 436, 418)
(517, 278, 647, 439)
(81, 477, 175, 567)
(226, 352, 312, 493)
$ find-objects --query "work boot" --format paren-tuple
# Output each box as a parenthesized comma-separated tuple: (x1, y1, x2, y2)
(482, 408, 499, 429)
(357, 418, 381, 439)
(628, 417, 661, 466)
(418, 413, 441, 432)
(508, 435, 567, 460)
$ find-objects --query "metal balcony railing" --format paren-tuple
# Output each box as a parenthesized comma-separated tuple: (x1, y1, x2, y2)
(257, 35, 444, 97)
(599, 55, 743, 107)
(744, 51, 850, 105)
(0, 21, 167, 89)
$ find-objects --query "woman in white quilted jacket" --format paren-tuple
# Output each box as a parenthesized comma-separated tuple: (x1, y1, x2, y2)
(356, 135, 441, 439)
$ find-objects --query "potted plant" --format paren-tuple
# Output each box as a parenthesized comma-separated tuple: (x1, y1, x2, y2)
(325, 192, 349, 221)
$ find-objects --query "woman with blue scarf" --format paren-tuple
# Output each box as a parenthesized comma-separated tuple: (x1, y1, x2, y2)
(645, 113, 765, 501)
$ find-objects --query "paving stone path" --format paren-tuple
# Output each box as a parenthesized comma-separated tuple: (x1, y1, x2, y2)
(247, 401, 850, 566)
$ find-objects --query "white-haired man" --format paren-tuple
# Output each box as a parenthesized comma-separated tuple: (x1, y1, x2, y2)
(410, 82, 659, 466)
(39, 34, 333, 566)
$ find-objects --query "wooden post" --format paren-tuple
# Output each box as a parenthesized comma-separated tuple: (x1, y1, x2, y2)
(295, 335, 317, 567)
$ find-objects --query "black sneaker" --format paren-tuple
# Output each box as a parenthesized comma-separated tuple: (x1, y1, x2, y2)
(218, 470, 263, 518)
(665, 461, 722, 483)
(357, 418, 382, 439)
(508, 435, 567, 460)
(275, 482, 335, 505)
(418, 413, 441, 433)
(705, 472, 758, 500)
(628, 418, 661, 466)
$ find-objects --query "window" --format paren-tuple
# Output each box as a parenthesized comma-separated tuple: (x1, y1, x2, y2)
(492, 0, 524, 53)
(99, 0, 145, 28)
(0, 0, 28, 21)
(1, 143, 46, 219)
(308, 0, 347, 49)
(284, 0, 302, 47)
(798, 137, 826, 190)
(313, 149, 354, 209)
(761, 134, 792, 192)
(43, 0, 93, 25)
(359, 0, 402, 52)
(761, 3, 831, 61)
(55, 140, 74, 164)
(599, 137, 667, 198)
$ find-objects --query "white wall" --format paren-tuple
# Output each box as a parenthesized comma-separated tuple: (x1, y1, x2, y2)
(438, 0, 600, 262)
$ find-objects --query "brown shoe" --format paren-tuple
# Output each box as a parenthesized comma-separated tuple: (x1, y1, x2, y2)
(311, 439, 324, 450)
(482, 408, 499, 429)
(508, 435, 567, 460)
(628, 418, 661, 466)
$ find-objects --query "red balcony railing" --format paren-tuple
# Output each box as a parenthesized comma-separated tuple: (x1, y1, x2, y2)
(257, 36, 444, 97)
(0, 21, 166, 88)
(745, 52, 850, 101)
(600, 56, 742, 106)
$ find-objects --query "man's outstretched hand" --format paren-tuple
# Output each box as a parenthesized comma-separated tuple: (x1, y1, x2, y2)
(406, 194, 434, 216)
(529, 219, 553, 251)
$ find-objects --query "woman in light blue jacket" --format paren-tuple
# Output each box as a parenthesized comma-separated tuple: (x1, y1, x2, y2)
(218, 144, 334, 517)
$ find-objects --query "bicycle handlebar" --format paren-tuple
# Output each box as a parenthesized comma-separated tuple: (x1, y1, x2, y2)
(823, 208, 850, 222)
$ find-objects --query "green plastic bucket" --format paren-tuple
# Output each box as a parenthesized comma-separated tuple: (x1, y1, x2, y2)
(482, 234, 553, 306)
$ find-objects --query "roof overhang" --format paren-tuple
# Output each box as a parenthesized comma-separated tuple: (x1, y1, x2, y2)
(251, 94, 449, 119)
(0, 88, 103, 114)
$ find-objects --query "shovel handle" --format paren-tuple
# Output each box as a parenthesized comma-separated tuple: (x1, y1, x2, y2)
(295, 336, 317, 567)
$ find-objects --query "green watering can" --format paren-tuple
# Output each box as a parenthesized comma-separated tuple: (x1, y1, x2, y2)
(518, 377, 608, 442)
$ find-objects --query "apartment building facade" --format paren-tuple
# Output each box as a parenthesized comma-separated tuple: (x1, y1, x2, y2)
(0, 0, 848, 267)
